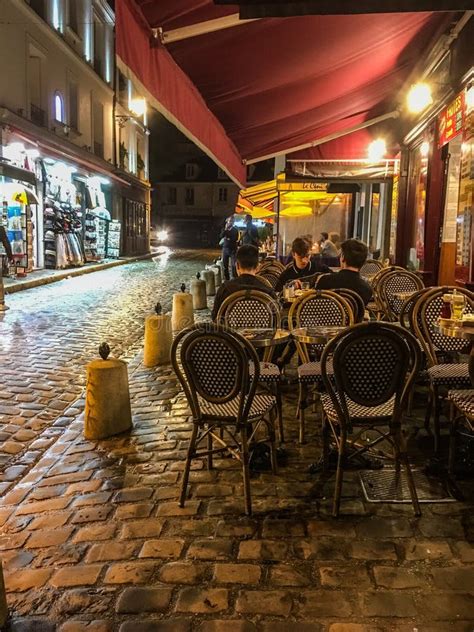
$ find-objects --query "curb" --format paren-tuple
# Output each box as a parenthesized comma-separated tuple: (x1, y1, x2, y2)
(4, 252, 156, 294)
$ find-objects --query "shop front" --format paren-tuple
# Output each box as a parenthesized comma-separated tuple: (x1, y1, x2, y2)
(0, 127, 126, 278)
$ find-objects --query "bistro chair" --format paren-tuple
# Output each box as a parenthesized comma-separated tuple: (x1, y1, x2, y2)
(378, 270, 424, 322)
(332, 288, 366, 323)
(171, 323, 278, 516)
(369, 266, 407, 319)
(320, 321, 422, 517)
(255, 275, 273, 289)
(258, 270, 280, 289)
(258, 259, 285, 274)
(289, 289, 354, 443)
(217, 289, 284, 441)
(360, 259, 383, 281)
(447, 389, 474, 474)
(412, 286, 474, 452)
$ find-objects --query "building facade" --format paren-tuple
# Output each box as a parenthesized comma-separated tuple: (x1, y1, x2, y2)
(0, 0, 150, 276)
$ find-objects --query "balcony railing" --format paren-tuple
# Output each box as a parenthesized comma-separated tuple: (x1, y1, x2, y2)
(93, 141, 104, 158)
(30, 103, 46, 127)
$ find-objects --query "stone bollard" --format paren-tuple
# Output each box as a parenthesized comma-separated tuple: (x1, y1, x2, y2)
(84, 343, 133, 440)
(210, 263, 222, 288)
(0, 267, 9, 312)
(202, 269, 216, 296)
(190, 273, 207, 310)
(172, 284, 194, 332)
(143, 302, 173, 367)
(0, 559, 7, 628)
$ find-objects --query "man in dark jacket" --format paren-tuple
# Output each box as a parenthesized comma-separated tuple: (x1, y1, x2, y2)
(316, 238, 372, 305)
(241, 214, 259, 248)
(212, 245, 276, 321)
(220, 216, 239, 280)
(275, 237, 330, 292)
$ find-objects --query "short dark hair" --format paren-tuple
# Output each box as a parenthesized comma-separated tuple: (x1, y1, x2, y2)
(245, 214, 252, 222)
(341, 238, 368, 269)
(291, 237, 310, 257)
(236, 245, 259, 270)
(320, 232, 329, 240)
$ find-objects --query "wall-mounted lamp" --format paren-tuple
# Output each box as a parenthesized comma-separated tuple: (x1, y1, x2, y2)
(407, 83, 433, 114)
(368, 138, 386, 162)
(129, 98, 146, 117)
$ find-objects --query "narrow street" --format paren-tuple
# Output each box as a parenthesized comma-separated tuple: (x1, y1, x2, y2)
(0, 252, 473, 631)
(0, 250, 215, 493)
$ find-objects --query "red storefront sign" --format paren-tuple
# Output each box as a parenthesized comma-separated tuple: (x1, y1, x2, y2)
(438, 92, 465, 148)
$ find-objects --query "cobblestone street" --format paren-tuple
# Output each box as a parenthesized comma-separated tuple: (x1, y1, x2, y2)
(0, 251, 474, 631)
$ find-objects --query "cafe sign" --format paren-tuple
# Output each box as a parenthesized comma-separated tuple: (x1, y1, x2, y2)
(438, 92, 465, 148)
(277, 181, 327, 192)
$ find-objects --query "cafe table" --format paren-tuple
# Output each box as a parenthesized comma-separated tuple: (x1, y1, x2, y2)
(237, 328, 291, 362)
(393, 291, 417, 301)
(436, 320, 474, 385)
(291, 325, 346, 345)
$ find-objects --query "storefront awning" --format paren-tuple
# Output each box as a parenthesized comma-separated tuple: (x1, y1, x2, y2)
(117, 1, 454, 183)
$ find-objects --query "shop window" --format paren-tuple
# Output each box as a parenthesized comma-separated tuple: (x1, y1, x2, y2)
(168, 187, 177, 205)
(28, 0, 46, 19)
(185, 187, 194, 205)
(93, 12, 105, 78)
(218, 187, 228, 202)
(28, 49, 45, 126)
(185, 163, 197, 180)
(408, 143, 429, 269)
(54, 92, 65, 123)
(68, 80, 79, 131)
(117, 70, 129, 107)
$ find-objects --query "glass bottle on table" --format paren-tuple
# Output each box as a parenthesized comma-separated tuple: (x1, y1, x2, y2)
(440, 293, 452, 320)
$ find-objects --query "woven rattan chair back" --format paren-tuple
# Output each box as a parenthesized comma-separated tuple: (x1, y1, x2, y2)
(217, 289, 281, 330)
(399, 288, 430, 331)
(360, 259, 383, 280)
(289, 290, 354, 363)
(321, 321, 421, 424)
(258, 259, 285, 274)
(259, 270, 280, 289)
(171, 324, 259, 423)
(332, 288, 366, 323)
(378, 270, 424, 321)
(412, 286, 474, 366)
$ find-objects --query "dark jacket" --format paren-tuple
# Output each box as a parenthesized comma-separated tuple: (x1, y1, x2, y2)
(241, 223, 259, 247)
(275, 258, 330, 292)
(315, 269, 373, 305)
(221, 226, 239, 252)
(0, 226, 12, 260)
(212, 274, 277, 321)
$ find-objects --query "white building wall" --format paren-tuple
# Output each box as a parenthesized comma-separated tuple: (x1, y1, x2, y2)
(0, 0, 114, 163)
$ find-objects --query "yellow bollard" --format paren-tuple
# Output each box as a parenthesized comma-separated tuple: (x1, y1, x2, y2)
(202, 269, 216, 296)
(190, 273, 207, 310)
(0, 559, 7, 627)
(172, 284, 194, 332)
(143, 303, 173, 367)
(210, 263, 222, 288)
(84, 343, 133, 440)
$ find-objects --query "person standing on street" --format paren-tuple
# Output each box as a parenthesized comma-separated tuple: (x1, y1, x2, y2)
(0, 225, 13, 277)
(241, 214, 260, 248)
(220, 215, 239, 280)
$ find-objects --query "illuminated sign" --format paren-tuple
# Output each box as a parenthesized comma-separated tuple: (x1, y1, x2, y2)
(438, 92, 465, 148)
(277, 181, 327, 192)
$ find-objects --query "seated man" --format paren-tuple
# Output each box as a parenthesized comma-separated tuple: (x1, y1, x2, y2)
(315, 238, 373, 305)
(275, 237, 330, 292)
(212, 245, 276, 321)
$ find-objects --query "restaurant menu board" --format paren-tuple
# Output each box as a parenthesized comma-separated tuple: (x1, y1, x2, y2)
(439, 92, 465, 148)
(455, 107, 473, 283)
(106, 220, 121, 259)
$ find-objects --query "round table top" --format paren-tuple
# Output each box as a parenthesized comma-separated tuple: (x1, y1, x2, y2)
(280, 289, 312, 304)
(237, 328, 291, 347)
(292, 325, 346, 344)
(436, 321, 474, 340)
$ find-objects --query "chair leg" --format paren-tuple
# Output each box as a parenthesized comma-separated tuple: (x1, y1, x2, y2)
(448, 405, 458, 475)
(407, 387, 414, 417)
(424, 387, 433, 433)
(240, 425, 252, 516)
(433, 386, 441, 454)
(332, 430, 346, 517)
(207, 430, 213, 470)
(180, 424, 199, 507)
(298, 383, 307, 444)
(275, 384, 284, 444)
(322, 413, 330, 474)
(393, 422, 421, 517)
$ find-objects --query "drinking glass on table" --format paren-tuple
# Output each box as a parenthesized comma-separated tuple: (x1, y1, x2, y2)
(301, 281, 310, 291)
(452, 293, 465, 320)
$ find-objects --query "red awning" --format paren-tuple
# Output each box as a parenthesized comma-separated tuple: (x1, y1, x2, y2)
(117, 1, 454, 182)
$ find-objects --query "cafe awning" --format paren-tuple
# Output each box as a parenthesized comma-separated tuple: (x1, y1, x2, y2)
(117, 1, 455, 184)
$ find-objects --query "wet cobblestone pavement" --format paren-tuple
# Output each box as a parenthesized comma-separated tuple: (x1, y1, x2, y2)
(1, 250, 473, 631)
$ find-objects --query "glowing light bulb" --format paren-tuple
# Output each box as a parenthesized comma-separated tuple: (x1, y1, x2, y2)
(129, 98, 146, 117)
(368, 139, 386, 162)
(420, 142, 430, 157)
(407, 83, 432, 114)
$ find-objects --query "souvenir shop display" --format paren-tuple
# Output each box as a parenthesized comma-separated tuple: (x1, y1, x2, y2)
(83, 178, 111, 262)
(107, 220, 121, 258)
(0, 192, 28, 276)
